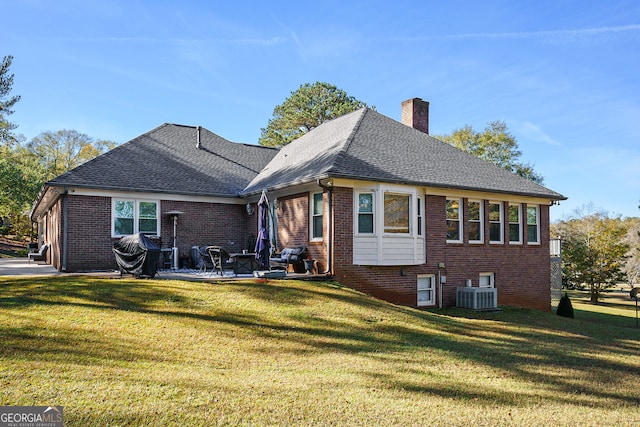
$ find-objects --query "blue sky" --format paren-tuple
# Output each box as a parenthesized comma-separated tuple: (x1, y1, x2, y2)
(3, 0, 639, 221)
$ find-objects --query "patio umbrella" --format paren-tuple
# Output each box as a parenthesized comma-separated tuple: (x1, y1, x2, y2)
(254, 190, 271, 270)
(268, 198, 278, 255)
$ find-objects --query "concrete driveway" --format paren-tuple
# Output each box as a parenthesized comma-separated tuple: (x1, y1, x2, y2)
(0, 257, 63, 276)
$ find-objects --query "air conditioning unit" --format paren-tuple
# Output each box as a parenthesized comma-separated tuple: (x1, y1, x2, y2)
(456, 287, 498, 310)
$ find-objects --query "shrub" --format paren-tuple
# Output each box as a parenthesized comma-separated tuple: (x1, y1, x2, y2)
(557, 293, 574, 318)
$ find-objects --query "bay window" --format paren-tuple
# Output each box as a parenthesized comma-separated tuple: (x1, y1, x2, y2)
(353, 186, 424, 266)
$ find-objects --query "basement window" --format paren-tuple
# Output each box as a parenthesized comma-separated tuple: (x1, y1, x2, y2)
(417, 274, 436, 306)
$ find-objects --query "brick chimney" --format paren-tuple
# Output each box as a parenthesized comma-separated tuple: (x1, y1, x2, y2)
(401, 98, 429, 134)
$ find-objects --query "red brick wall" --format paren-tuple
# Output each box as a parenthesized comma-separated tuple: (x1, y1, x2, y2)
(401, 98, 429, 134)
(331, 188, 552, 312)
(48, 189, 552, 312)
(65, 195, 113, 271)
(58, 195, 250, 272)
(160, 200, 251, 256)
(275, 191, 327, 272)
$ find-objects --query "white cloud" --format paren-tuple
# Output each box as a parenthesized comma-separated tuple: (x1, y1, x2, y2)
(384, 24, 640, 43)
(517, 121, 563, 147)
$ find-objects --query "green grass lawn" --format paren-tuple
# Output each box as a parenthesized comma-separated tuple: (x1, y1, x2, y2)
(1, 276, 639, 426)
(563, 288, 640, 328)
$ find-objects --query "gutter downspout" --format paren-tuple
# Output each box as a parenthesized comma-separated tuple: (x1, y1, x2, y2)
(61, 187, 68, 272)
(317, 179, 332, 275)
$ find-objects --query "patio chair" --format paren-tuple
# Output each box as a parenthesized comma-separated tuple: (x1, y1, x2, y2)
(27, 244, 49, 263)
(206, 246, 234, 276)
(195, 246, 214, 273)
(270, 245, 306, 272)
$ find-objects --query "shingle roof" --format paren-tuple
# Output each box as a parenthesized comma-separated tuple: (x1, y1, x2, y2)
(47, 123, 278, 197)
(244, 108, 566, 200)
(44, 109, 565, 202)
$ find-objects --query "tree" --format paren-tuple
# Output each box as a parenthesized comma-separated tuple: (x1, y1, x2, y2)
(0, 130, 116, 238)
(0, 55, 21, 144)
(27, 130, 116, 180)
(554, 207, 629, 303)
(259, 82, 371, 147)
(0, 140, 44, 238)
(435, 121, 544, 184)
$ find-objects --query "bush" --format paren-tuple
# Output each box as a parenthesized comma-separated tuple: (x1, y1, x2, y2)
(557, 293, 574, 318)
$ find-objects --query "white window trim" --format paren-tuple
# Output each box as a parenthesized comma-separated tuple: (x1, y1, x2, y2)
(112, 198, 160, 237)
(479, 272, 495, 288)
(489, 201, 504, 244)
(508, 203, 522, 244)
(417, 196, 424, 237)
(310, 192, 323, 241)
(527, 205, 541, 245)
(355, 191, 375, 235)
(446, 198, 463, 244)
(417, 274, 436, 306)
(468, 199, 484, 244)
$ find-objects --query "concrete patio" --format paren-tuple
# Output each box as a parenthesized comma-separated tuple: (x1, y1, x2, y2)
(0, 257, 326, 281)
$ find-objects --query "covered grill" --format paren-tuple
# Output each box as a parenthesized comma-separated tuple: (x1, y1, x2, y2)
(112, 233, 160, 278)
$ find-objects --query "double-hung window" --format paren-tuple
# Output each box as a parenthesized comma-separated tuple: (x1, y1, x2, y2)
(416, 197, 423, 236)
(113, 199, 159, 237)
(489, 202, 503, 244)
(508, 203, 522, 244)
(527, 205, 540, 244)
(468, 200, 483, 243)
(357, 193, 374, 234)
(446, 198, 462, 243)
(311, 192, 323, 240)
(417, 274, 435, 306)
(384, 192, 410, 234)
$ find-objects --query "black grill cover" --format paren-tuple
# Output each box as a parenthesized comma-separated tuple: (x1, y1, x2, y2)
(112, 233, 160, 278)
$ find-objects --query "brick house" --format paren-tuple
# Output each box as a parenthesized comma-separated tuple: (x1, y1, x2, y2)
(30, 98, 565, 311)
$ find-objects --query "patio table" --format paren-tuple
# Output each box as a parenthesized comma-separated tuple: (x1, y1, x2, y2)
(230, 252, 257, 274)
